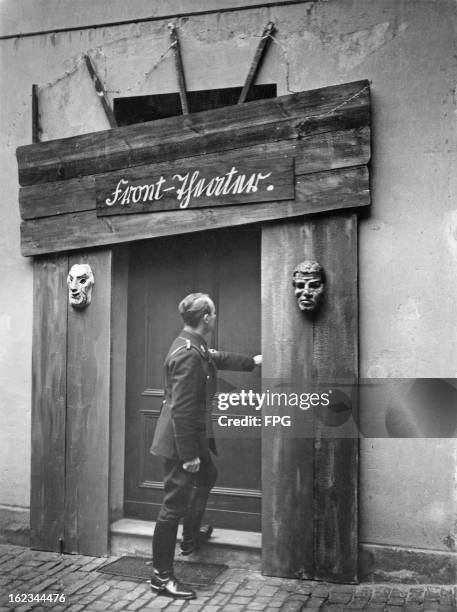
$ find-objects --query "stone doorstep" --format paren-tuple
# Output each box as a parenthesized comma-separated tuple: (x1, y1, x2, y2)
(110, 519, 261, 570)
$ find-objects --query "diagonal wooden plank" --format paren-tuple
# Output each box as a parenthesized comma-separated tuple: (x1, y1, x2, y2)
(238, 21, 275, 104)
(32, 84, 40, 144)
(84, 55, 117, 128)
(169, 24, 189, 114)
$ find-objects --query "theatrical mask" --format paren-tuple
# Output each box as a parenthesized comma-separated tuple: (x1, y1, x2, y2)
(67, 264, 94, 308)
(292, 260, 325, 313)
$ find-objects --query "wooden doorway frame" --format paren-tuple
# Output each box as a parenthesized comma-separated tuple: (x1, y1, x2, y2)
(22, 81, 370, 581)
(31, 216, 358, 582)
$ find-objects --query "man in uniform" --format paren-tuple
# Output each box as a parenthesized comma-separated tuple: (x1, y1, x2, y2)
(149, 292, 262, 599)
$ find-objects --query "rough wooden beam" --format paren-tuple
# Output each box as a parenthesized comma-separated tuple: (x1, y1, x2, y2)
(16, 80, 370, 186)
(84, 54, 117, 128)
(261, 220, 314, 578)
(310, 214, 359, 584)
(32, 84, 40, 144)
(20, 166, 369, 256)
(261, 213, 359, 581)
(19, 127, 370, 221)
(30, 255, 68, 551)
(238, 21, 275, 104)
(64, 250, 112, 555)
(169, 23, 189, 114)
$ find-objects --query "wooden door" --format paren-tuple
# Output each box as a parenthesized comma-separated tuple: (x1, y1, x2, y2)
(124, 227, 262, 530)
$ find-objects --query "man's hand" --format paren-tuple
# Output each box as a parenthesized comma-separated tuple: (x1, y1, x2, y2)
(253, 354, 262, 366)
(183, 457, 200, 472)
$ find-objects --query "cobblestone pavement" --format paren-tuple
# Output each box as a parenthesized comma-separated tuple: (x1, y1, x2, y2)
(0, 545, 455, 611)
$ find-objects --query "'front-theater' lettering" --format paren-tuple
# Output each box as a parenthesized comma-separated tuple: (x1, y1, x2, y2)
(104, 166, 273, 209)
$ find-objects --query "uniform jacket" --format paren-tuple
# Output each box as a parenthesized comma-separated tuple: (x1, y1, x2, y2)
(150, 328, 255, 462)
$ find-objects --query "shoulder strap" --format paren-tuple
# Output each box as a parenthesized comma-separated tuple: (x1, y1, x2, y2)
(168, 336, 209, 360)
(167, 337, 191, 360)
(178, 336, 192, 350)
(178, 335, 210, 359)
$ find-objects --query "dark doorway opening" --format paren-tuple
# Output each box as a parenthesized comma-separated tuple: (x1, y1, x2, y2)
(113, 84, 277, 126)
(118, 85, 271, 531)
(124, 228, 262, 530)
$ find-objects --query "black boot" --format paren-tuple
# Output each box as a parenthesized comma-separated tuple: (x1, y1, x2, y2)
(151, 521, 196, 599)
(150, 569, 196, 600)
(152, 521, 178, 575)
(181, 524, 213, 556)
(181, 485, 213, 555)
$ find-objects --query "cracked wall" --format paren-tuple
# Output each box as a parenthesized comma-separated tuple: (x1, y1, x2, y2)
(1, 0, 457, 553)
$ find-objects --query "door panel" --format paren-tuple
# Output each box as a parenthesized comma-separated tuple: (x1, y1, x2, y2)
(124, 228, 261, 530)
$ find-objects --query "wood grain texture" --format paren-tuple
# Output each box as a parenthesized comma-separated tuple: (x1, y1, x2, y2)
(20, 175, 96, 220)
(20, 166, 369, 256)
(261, 222, 315, 578)
(30, 255, 68, 551)
(261, 213, 358, 582)
(303, 214, 359, 583)
(64, 250, 112, 555)
(32, 84, 40, 144)
(19, 126, 369, 221)
(169, 24, 189, 115)
(16, 80, 370, 186)
(95, 156, 294, 216)
(109, 247, 128, 522)
(238, 21, 275, 104)
(84, 55, 117, 128)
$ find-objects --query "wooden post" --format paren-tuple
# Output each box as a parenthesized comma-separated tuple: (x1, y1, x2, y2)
(32, 84, 40, 144)
(261, 213, 359, 582)
(238, 22, 275, 104)
(310, 214, 359, 584)
(169, 24, 189, 115)
(64, 249, 113, 555)
(109, 246, 129, 522)
(30, 255, 68, 551)
(84, 55, 117, 128)
(261, 221, 315, 579)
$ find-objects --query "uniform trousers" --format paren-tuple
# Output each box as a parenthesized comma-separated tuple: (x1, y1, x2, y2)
(153, 454, 218, 577)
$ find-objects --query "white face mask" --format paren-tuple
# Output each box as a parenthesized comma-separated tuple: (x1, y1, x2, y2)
(67, 264, 95, 308)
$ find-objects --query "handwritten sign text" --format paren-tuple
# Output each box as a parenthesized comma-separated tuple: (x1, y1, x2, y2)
(96, 156, 294, 216)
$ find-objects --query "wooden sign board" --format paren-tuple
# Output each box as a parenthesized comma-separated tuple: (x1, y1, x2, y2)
(95, 156, 294, 216)
(16, 80, 371, 256)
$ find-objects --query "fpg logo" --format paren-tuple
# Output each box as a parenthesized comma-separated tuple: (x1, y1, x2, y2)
(264, 415, 292, 427)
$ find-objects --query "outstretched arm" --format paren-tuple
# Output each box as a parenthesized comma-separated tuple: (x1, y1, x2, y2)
(210, 350, 262, 371)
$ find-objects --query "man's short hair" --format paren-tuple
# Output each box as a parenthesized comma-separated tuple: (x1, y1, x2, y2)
(178, 293, 213, 328)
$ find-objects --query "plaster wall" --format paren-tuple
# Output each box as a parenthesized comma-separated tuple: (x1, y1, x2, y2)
(0, 0, 298, 38)
(0, 0, 456, 553)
